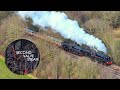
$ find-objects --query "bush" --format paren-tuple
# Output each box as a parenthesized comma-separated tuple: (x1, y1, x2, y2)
(0, 11, 14, 22)
(111, 40, 120, 65)
(112, 16, 120, 28)
(25, 17, 39, 32)
(84, 18, 112, 38)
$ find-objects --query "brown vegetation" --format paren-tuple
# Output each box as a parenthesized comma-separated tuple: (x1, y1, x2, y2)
(0, 11, 120, 79)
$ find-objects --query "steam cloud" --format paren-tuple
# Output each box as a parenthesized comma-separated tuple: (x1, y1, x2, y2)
(17, 11, 107, 53)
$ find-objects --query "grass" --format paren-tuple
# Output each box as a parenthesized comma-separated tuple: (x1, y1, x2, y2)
(0, 56, 32, 79)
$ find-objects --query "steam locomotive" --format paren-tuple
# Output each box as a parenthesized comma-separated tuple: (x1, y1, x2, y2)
(26, 29, 113, 65)
(61, 41, 113, 65)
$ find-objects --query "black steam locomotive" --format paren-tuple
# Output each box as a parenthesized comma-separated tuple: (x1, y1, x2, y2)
(61, 41, 113, 65)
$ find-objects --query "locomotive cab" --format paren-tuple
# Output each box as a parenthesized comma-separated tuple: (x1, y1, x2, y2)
(94, 52, 113, 65)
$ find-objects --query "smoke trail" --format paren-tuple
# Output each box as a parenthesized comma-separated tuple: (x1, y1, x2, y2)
(17, 11, 107, 54)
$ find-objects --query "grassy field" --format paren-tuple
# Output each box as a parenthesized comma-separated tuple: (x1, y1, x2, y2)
(0, 56, 32, 79)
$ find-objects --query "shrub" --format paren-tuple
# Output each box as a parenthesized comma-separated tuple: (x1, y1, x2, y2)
(25, 17, 39, 32)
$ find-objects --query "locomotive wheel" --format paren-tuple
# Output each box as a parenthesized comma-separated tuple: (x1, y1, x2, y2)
(64, 48, 69, 51)
(91, 57, 96, 62)
(79, 53, 83, 56)
(92, 58, 96, 62)
(97, 59, 102, 63)
(63, 45, 69, 51)
(72, 50, 75, 54)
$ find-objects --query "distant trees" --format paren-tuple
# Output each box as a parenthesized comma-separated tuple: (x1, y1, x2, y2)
(84, 19, 112, 36)
(112, 16, 120, 28)
(65, 11, 120, 29)
(64, 11, 120, 68)
(25, 17, 39, 32)
(0, 11, 15, 22)
(0, 15, 27, 54)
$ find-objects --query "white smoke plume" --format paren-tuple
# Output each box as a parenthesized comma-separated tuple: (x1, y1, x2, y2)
(17, 11, 107, 54)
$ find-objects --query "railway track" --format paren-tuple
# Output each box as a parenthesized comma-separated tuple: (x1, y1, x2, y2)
(25, 30, 120, 79)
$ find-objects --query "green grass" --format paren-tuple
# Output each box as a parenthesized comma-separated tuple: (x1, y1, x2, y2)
(0, 58, 32, 79)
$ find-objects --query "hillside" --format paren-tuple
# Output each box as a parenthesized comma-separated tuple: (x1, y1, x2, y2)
(24, 33, 100, 79)
(0, 11, 120, 79)
(25, 30, 120, 79)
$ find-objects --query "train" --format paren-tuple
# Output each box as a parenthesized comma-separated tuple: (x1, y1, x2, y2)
(26, 28, 113, 65)
(61, 41, 113, 65)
